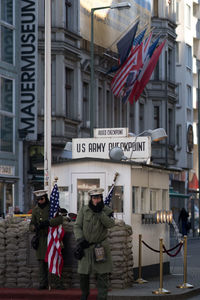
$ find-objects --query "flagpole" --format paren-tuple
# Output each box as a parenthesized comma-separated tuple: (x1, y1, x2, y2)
(44, 0, 52, 196)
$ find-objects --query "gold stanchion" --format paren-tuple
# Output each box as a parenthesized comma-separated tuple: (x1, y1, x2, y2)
(152, 238, 170, 294)
(177, 235, 194, 289)
(135, 234, 148, 284)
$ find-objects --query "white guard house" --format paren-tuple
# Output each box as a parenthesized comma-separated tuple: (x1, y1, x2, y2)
(51, 128, 173, 276)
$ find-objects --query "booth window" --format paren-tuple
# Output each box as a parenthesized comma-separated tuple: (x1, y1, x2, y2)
(162, 189, 168, 210)
(109, 185, 123, 213)
(77, 178, 100, 211)
(59, 187, 69, 212)
(132, 186, 139, 213)
(150, 189, 158, 212)
(141, 187, 147, 212)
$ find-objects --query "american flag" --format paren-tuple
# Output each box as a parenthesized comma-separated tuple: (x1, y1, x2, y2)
(111, 43, 143, 97)
(45, 184, 65, 277)
(104, 184, 115, 206)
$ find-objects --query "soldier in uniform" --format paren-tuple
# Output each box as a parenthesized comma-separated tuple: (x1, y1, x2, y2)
(29, 189, 63, 289)
(74, 188, 115, 300)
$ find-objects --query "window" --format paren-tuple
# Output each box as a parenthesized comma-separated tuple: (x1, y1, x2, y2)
(65, 0, 72, 29)
(0, 76, 14, 152)
(0, 0, 14, 64)
(83, 82, 89, 127)
(109, 186, 123, 213)
(176, 1, 180, 22)
(186, 44, 192, 69)
(150, 189, 157, 211)
(176, 124, 182, 149)
(187, 85, 192, 107)
(153, 106, 160, 129)
(168, 108, 175, 145)
(98, 86, 104, 127)
(176, 42, 180, 64)
(77, 178, 100, 211)
(132, 186, 140, 213)
(153, 0, 158, 17)
(176, 83, 181, 105)
(114, 98, 120, 127)
(186, 4, 191, 28)
(162, 190, 168, 210)
(65, 67, 74, 118)
(139, 103, 144, 132)
(141, 187, 147, 212)
(106, 90, 112, 127)
(168, 48, 173, 81)
(154, 60, 159, 80)
(59, 187, 69, 212)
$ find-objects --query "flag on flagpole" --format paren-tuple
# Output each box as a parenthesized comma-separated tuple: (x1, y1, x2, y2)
(111, 43, 143, 97)
(127, 36, 161, 104)
(117, 21, 139, 65)
(45, 183, 65, 277)
(129, 40, 166, 104)
(121, 33, 153, 103)
(104, 184, 115, 206)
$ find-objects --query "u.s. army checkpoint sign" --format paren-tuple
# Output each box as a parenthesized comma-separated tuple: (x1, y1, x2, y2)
(72, 136, 151, 162)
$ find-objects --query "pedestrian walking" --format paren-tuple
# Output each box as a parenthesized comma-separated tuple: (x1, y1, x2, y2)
(29, 189, 63, 289)
(178, 207, 189, 236)
(73, 188, 115, 300)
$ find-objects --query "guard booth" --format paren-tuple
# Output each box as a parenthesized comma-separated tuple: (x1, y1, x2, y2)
(51, 157, 171, 276)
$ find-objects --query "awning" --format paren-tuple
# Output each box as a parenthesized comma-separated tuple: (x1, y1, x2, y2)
(169, 187, 190, 198)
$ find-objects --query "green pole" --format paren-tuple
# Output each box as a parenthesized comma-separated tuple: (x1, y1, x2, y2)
(90, 9, 94, 137)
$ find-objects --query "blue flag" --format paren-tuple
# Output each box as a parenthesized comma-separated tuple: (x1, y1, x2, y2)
(117, 21, 139, 65)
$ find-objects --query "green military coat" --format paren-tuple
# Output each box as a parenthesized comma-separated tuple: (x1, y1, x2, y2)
(73, 205, 115, 275)
(30, 202, 63, 260)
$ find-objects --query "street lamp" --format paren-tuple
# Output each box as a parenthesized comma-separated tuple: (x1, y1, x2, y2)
(90, 2, 131, 137)
(109, 128, 167, 161)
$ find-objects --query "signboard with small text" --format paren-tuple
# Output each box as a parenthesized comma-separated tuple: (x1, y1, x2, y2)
(72, 136, 151, 162)
(94, 127, 128, 138)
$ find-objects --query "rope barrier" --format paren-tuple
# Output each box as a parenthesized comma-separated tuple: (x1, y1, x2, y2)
(163, 242, 183, 257)
(142, 240, 183, 256)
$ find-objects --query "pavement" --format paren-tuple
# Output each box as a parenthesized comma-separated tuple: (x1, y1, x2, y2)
(0, 237, 200, 300)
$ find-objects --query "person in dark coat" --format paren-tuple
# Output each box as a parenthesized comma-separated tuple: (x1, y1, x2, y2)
(29, 190, 63, 289)
(74, 188, 115, 300)
(178, 207, 189, 236)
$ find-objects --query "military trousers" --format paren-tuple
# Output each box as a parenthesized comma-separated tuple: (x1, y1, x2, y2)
(38, 259, 48, 287)
(80, 273, 108, 300)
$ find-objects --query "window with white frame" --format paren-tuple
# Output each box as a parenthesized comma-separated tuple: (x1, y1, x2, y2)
(150, 189, 157, 212)
(186, 4, 191, 28)
(141, 187, 147, 212)
(132, 186, 140, 213)
(0, 0, 14, 64)
(0, 76, 14, 153)
(162, 189, 168, 210)
(186, 44, 192, 69)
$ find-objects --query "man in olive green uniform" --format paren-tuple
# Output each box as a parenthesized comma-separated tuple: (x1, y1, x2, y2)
(74, 188, 115, 300)
(30, 190, 63, 289)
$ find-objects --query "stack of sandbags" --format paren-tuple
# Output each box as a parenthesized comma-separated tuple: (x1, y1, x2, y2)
(17, 220, 32, 287)
(4, 217, 20, 288)
(108, 220, 134, 289)
(0, 219, 6, 287)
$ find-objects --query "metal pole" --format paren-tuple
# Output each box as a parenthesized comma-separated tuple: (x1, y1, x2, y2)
(44, 0, 52, 196)
(165, 50, 168, 167)
(177, 236, 193, 288)
(135, 234, 147, 284)
(90, 9, 94, 137)
(152, 238, 170, 294)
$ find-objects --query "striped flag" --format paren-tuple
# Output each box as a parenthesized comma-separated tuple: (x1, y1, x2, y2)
(111, 43, 143, 97)
(104, 184, 115, 206)
(45, 184, 65, 277)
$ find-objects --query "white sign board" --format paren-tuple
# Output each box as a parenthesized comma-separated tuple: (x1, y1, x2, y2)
(72, 137, 151, 162)
(94, 128, 128, 138)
